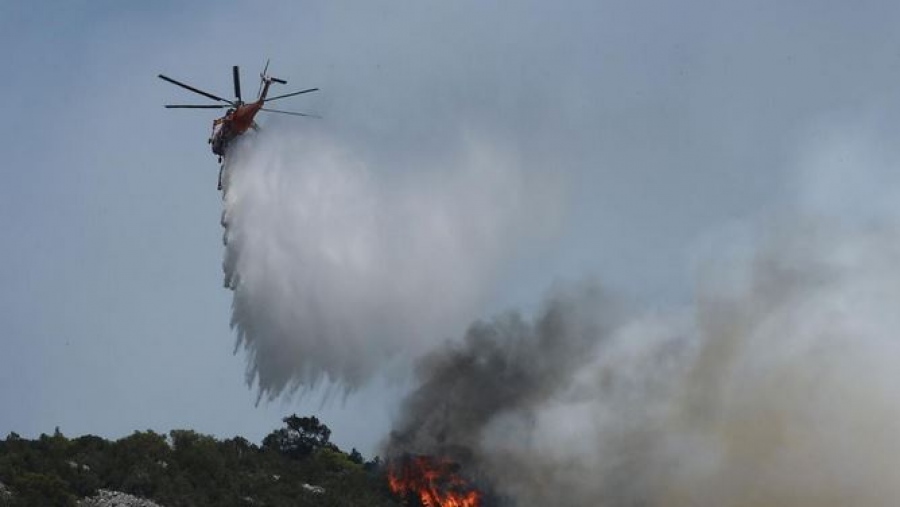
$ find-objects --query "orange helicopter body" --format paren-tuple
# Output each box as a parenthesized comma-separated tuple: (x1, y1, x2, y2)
(159, 63, 319, 189)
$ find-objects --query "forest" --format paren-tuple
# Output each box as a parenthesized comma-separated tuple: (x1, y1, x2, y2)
(0, 415, 401, 507)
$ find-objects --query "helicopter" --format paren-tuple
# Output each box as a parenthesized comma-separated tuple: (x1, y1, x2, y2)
(159, 61, 319, 189)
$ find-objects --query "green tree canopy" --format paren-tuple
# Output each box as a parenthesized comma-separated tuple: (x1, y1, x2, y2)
(262, 415, 332, 459)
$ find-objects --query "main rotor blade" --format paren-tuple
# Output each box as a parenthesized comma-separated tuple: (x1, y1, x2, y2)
(233, 66, 242, 103)
(158, 74, 233, 104)
(261, 108, 321, 118)
(165, 104, 229, 109)
(264, 88, 319, 103)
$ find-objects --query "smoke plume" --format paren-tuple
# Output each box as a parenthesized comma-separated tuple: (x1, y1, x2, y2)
(220, 127, 560, 400)
(385, 283, 621, 465)
(383, 130, 900, 506)
(385, 218, 900, 506)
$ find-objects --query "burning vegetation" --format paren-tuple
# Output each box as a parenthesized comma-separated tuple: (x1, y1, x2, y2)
(388, 455, 482, 507)
(382, 289, 610, 507)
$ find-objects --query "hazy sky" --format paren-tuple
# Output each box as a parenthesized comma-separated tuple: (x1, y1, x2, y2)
(2, 1, 900, 456)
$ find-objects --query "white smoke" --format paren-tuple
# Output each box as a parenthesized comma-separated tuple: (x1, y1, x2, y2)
(473, 219, 900, 506)
(220, 127, 561, 400)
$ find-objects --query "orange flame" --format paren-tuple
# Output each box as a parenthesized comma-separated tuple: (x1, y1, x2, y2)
(388, 455, 482, 507)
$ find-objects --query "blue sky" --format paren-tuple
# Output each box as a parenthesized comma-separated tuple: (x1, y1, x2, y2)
(2, 1, 900, 456)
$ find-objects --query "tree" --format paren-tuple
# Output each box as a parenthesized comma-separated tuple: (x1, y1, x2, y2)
(9, 473, 75, 507)
(262, 415, 332, 459)
(108, 432, 169, 486)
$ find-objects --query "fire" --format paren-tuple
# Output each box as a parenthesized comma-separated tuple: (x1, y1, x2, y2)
(387, 455, 482, 507)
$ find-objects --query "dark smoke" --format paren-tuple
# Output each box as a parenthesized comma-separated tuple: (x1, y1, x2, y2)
(382, 282, 688, 506)
(384, 283, 621, 471)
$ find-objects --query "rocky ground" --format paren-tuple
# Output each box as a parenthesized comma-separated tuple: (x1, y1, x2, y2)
(0, 482, 163, 507)
(77, 489, 165, 507)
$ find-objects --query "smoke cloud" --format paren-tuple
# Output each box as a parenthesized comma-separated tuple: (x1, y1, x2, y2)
(220, 127, 560, 400)
(386, 221, 900, 506)
(385, 283, 621, 464)
(384, 132, 900, 506)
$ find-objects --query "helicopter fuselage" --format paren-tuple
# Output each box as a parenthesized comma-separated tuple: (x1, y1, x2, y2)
(230, 101, 264, 135)
(210, 101, 264, 157)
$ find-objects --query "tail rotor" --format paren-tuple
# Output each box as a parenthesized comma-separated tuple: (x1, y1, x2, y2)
(257, 59, 270, 99)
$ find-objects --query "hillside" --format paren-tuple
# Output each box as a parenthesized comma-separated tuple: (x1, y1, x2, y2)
(0, 415, 401, 507)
